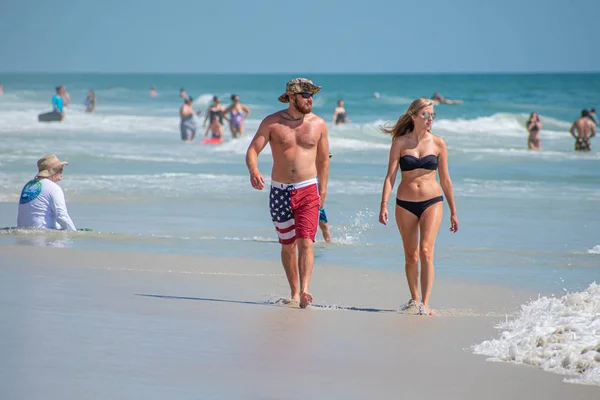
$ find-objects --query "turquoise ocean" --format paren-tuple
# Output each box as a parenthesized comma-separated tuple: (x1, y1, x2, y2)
(0, 73, 599, 293)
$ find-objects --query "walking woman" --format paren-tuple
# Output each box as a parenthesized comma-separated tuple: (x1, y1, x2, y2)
(378, 98, 458, 316)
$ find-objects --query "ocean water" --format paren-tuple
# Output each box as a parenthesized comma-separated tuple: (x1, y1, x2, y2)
(0, 73, 598, 291)
(0, 73, 599, 385)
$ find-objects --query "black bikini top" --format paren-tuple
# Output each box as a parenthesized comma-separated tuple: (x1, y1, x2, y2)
(399, 154, 438, 171)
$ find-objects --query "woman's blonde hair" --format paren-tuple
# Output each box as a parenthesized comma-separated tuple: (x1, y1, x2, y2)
(381, 98, 434, 138)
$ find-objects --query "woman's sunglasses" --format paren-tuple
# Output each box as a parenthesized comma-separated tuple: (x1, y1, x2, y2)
(423, 112, 437, 120)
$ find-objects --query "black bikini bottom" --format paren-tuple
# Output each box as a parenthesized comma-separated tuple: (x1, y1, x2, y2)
(396, 196, 444, 219)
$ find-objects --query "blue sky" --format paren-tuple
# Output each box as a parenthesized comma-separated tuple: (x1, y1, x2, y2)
(0, 0, 597, 73)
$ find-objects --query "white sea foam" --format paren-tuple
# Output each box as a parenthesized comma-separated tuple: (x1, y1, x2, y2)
(472, 282, 600, 386)
(452, 147, 600, 161)
(587, 245, 600, 255)
(0, 172, 252, 202)
(435, 113, 572, 138)
(332, 209, 376, 245)
(455, 179, 600, 200)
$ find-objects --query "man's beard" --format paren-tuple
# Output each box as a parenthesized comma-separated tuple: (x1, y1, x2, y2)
(292, 98, 312, 114)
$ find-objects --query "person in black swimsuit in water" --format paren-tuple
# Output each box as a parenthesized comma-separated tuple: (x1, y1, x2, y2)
(378, 98, 458, 316)
(203, 95, 227, 140)
(526, 112, 542, 150)
(332, 99, 350, 126)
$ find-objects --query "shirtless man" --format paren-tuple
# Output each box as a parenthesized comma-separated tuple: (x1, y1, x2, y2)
(245, 78, 329, 309)
(570, 109, 596, 152)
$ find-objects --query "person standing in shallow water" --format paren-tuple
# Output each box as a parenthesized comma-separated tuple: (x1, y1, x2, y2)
(378, 98, 458, 316)
(332, 99, 350, 126)
(179, 96, 202, 142)
(526, 112, 542, 150)
(570, 109, 596, 152)
(204, 96, 227, 140)
(245, 78, 329, 309)
(224, 94, 251, 138)
(85, 90, 96, 113)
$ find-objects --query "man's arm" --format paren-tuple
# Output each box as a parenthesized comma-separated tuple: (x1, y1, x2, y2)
(569, 123, 577, 139)
(316, 120, 330, 207)
(590, 122, 596, 138)
(51, 187, 76, 231)
(245, 117, 272, 190)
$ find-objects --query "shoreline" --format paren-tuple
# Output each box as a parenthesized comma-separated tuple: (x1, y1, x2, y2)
(1, 244, 598, 398)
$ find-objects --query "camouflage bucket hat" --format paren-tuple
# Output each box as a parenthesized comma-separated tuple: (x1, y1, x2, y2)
(278, 78, 322, 103)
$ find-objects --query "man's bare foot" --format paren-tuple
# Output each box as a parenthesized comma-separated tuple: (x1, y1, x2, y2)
(299, 292, 313, 309)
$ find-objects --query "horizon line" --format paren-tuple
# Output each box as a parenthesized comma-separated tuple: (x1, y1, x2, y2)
(1, 71, 599, 75)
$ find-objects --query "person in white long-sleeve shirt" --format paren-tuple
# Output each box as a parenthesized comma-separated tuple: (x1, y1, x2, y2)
(17, 154, 76, 230)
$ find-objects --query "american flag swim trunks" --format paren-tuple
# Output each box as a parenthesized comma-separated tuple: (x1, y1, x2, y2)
(269, 178, 320, 245)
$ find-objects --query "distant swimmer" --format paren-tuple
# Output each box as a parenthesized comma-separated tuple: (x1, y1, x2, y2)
(245, 77, 329, 309)
(180, 96, 202, 142)
(0, 83, 3, 95)
(17, 154, 76, 231)
(84, 90, 96, 113)
(431, 92, 462, 105)
(180, 88, 190, 101)
(203, 95, 227, 141)
(570, 109, 596, 152)
(526, 112, 542, 151)
(150, 86, 157, 97)
(332, 99, 351, 126)
(589, 108, 598, 125)
(224, 94, 251, 138)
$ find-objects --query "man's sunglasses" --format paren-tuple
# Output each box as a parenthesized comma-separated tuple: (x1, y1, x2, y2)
(423, 112, 437, 120)
(297, 92, 313, 99)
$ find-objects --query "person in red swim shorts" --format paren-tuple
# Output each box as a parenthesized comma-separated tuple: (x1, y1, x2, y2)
(246, 78, 330, 309)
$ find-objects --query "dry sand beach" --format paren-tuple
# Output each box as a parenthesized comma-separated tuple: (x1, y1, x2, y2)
(1, 245, 597, 399)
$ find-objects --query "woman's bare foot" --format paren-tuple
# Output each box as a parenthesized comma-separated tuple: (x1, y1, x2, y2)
(419, 303, 436, 316)
(300, 292, 313, 309)
(400, 299, 421, 314)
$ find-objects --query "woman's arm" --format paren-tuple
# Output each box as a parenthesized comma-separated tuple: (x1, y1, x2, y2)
(378, 137, 402, 225)
(437, 137, 458, 232)
(242, 104, 251, 119)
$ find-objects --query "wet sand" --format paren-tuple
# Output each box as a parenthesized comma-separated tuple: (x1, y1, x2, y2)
(0, 245, 597, 399)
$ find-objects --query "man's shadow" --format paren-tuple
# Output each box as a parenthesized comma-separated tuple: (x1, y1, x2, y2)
(135, 293, 396, 313)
